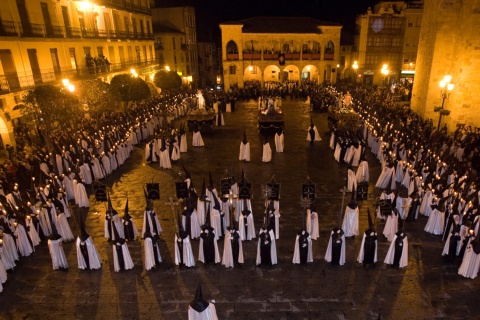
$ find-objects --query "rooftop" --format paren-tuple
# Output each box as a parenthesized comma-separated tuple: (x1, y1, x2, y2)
(220, 16, 341, 34)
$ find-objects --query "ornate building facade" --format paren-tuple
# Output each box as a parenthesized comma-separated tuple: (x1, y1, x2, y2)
(219, 17, 342, 90)
(0, 0, 156, 148)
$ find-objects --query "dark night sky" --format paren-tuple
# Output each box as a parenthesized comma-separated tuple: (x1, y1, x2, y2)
(155, 0, 379, 42)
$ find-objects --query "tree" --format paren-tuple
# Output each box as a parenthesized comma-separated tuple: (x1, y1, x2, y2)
(128, 77, 151, 101)
(154, 70, 182, 91)
(109, 74, 133, 103)
(77, 79, 117, 115)
(22, 84, 81, 150)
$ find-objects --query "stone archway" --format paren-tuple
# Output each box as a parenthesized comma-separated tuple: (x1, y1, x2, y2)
(243, 65, 262, 80)
(0, 114, 14, 151)
(301, 65, 319, 83)
(263, 65, 281, 83)
(281, 65, 300, 82)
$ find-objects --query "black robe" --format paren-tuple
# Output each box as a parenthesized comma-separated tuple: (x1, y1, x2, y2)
(230, 229, 241, 265)
(393, 232, 407, 268)
(362, 229, 377, 265)
(330, 228, 344, 265)
(200, 228, 216, 264)
(298, 231, 310, 265)
(123, 216, 136, 241)
(259, 230, 273, 266)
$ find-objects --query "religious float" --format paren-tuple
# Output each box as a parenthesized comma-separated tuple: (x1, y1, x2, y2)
(258, 98, 284, 133)
(327, 92, 361, 131)
(186, 108, 216, 132)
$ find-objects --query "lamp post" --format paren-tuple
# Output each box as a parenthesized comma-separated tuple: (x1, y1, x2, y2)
(381, 64, 389, 86)
(436, 75, 454, 132)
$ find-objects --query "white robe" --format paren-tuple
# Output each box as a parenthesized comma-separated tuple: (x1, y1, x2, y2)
(458, 238, 480, 279)
(188, 304, 218, 320)
(159, 149, 171, 169)
(112, 242, 134, 272)
(0, 234, 17, 270)
(357, 231, 378, 263)
(222, 230, 244, 268)
(306, 209, 319, 240)
(48, 238, 69, 270)
(384, 234, 409, 268)
(144, 237, 162, 271)
(306, 126, 321, 141)
(142, 210, 162, 237)
(262, 142, 272, 162)
(383, 212, 398, 242)
(375, 166, 396, 190)
(239, 212, 256, 241)
(73, 180, 90, 208)
(239, 142, 251, 161)
(183, 213, 201, 239)
(56, 213, 75, 242)
(292, 233, 313, 264)
(356, 161, 369, 183)
(104, 215, 125, 240)
(174, 234, 196, 267)
(342, 206, 359, 237)
(256, 229, 277, 265)
(274, 133, 284, 152)
(324, 231, 346, 265)
(192, 132, 204, 147)
(198, 231, 221, 264)
(76, 237, 102, 270)
(347, 169, 357, 192)
(424, 208, 445, 235)
(15, 224, 33, 257)
(180, 134, 188, 152)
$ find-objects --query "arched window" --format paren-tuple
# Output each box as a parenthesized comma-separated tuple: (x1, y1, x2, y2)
(324, 41, 334, 60)
(226, 40, 239, 60)
(226, 40, 238, 54)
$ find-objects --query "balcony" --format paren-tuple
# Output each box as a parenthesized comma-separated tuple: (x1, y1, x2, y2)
(243, 52, 261, 60)
(0, 20, 154, 41)
(0, 59, 159, 95)
(285, 53, 300, 60)
(324, 53, 334, 60)
(227, 53, 239, 60)
(96, 0, 151, 15)
(302, 53, 321, 60)
(263, 52, 279, 60)
(366, 46, 402, 53)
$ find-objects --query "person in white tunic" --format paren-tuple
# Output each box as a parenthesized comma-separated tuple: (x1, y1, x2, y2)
(143, 231, 162, 271)
(142, 200, 162, 239)
(76, 219, 102, 270)
(175, 221, 196, 268)
(293, 229, 313, 264)
(325, 227, 346, 265)
(342, 191, 359, 237)
(188, 285, 218, 320)
(357, 209, 378, 267)
(48, 231, 69, 270)
(306, 117, 321, 141)
(222, 218, 244, 268)
(274, 128, 284, 152)
(110, 224, 134, 272)
(458, 235, 480, 279)
(424, 200, 445, 235)
(262, 136, 272, 162)
(192, 124, 205, 147)
(239, 131, 251, 161)
(306, 204, 319, 240)
(384, 228, 408, 268)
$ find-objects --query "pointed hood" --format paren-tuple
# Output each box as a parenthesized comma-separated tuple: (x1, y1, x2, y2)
(347, 187, 357, 209)
(199, 178, 208, 201)
(212, 192, 221, 211)
(123, 198, 131, 220)
(208, 171, 214, 191)
(79, 215, 90, 242)
(189, 285, 209, 313)
(181, 162, 191, 179)
(367, 208, 374, 231)
(310, 116, 314, 128)
(242, 130, 248, 144)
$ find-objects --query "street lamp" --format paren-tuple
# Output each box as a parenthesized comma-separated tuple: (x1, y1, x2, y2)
(381, 64, 389, 86)
(435, 75, 454, 132)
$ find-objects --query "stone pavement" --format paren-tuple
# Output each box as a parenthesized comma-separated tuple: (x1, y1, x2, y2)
(1, 99, 480, 320)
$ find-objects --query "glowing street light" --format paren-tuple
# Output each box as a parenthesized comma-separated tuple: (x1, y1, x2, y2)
(62, 79, 70, 87)
(130, 68, 138, 77)
(67, 84, 75, 92)
(165, 65, 170, 71)
(435, 75, 454, 132)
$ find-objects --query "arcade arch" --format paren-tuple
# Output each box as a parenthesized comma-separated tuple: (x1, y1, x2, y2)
(301, 65, 319, 83)
(281, 65, 300, 82)
(263, 65, 280, 82)
(243, 65, 262, 82)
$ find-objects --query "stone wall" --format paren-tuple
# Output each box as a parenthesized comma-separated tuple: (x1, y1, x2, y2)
(411, 0, 480, 130)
